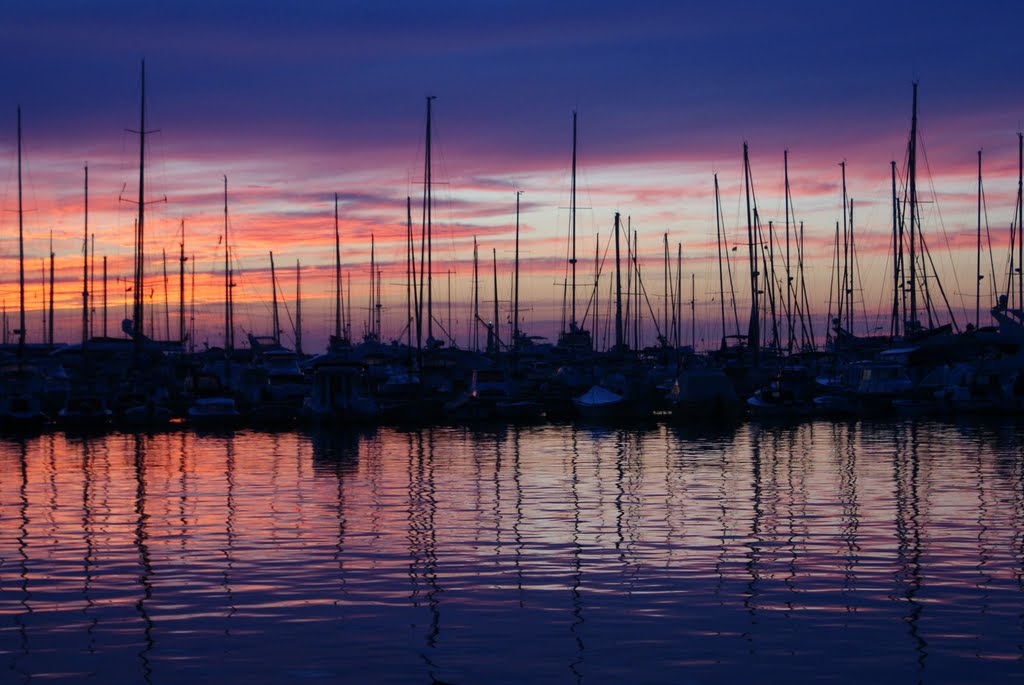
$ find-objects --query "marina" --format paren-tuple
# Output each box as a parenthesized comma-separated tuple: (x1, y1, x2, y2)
(4, 79, 1024, 432)
(5, 4, 1024, 682)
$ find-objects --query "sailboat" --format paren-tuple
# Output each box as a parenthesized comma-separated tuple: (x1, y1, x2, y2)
(557, 111, 593, 354)
(187, 176, 240, 427)
(0, 107, 50, 430)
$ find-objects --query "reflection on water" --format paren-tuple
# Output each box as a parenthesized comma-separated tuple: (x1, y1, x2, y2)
(2, 421, 1024, 684)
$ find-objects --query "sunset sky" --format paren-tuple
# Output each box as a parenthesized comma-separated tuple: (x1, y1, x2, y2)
(2, 1, 1023, 352)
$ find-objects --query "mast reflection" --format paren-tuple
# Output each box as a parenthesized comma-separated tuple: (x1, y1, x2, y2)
(132, 433, 154, 684)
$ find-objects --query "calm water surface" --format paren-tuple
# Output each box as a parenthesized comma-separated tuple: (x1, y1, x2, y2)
(1, 420, 1023, 684)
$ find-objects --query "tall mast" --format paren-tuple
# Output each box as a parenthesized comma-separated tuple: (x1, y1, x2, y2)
(633, 230, 639, 349)
(830, 221, 840, 349)
(406, 197, 413, 351)
(48, 234, 54, 346)
(410, 194, 421, 354)
(223, 175, 231, 352)
(594, 233, 600, 350)
(133, 60, 147, 351)
(1011, 132, 1019, 313)
(368, 234, 375, 340)
(691, 273, 696, 349)
(472, 238, 479, 351)
(90, 234, 96, 337)
(663, 233, 669, 347)
(162, 249, 169, 340)
(714, 174, 727, 345)
(976, 149, 982, 329)
(492, 248, 499, 353)
(784, 151, 793, 354)
(767, 219, 779, 350)
(798, 221, 813, 349)
(40, 260, 45, 343)
(102, 255, 107, 338)
(907, 82, 919, 333)
(743, 142, 759, 366)
(421, 95, 435, 344)
(848, 198, 856, 336)
(513, 191, 523, 358)
(295, 260, 303, 356)
(614, 212, 623, 351)
(189, 254, 195, 352)
(840, 161, 850, 335)
(179, 221, 187, 343)
(270, 251, 279, 344)
(569, 110, 578, 330)
(677, 244, 683, 350)
(891, 160, 901, 338)
(334, 193, 342, 340)
(82, 165, 89, 346)
(17, 106, 26, 357)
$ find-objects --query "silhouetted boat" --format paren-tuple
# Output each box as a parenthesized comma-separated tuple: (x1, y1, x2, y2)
(58, 394, 113, 431)
(573, 384, 625, 419)
(188, 396, 241, 428)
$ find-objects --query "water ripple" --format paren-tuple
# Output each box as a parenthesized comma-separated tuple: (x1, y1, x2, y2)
(1, 422, 1023, 683)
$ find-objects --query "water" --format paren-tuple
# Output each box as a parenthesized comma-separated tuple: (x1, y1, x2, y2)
(1, 420, 1022, 684)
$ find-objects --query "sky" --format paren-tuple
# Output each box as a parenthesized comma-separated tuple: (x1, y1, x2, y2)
(2, 0, 1023, 352)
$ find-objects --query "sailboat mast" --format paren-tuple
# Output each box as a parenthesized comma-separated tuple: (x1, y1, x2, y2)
(677, 244, 683, 349)
(90, 235, 96, 337)
(492, 248, 499, 352)
(189, 254, 195, 352)
(179, 221, 186, 343)
(848, 199, 856, 336)
(48, 235, 54, 346)
(891, 161, 901, 338)
(472, 237, 479, 351)
(133, 61, 147, 349)
(767, 220, 778, 350)
(513, 190, 522, 357)
(976, 149, 982, 328)
(410, 194, 421, 353)
(295, 260, 303, 355)
(594, 233, 601, 350)
(691, 273, 696, 349)
(334, 193, 342, 340)
(423, 96, 435, 344)
(17, 106, 26, 356)
(614, 212, 623, 351)
(270, 251, 279, 344)
(743, 142, 759, 366)
(908, 82, 919, 332)
(406, 196, 413, 350)
(714, 174, 726, 345)
(1011, 132, 1019, 313)
(799, 221, 813, 349)
(784, 151, 793, 354)
(840, 161, 850, 335)
(570, 110, 578, 329)
(82, 165, 89, 346)
(663, 233, 669, 346)
(40, 260, 45, 343)
(223, 175, 231, 352)
(162, 249, 169, 340)
(633, 230, 639, 349)
(102, 255, 107, 338)
(372, 235, 380, 339)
